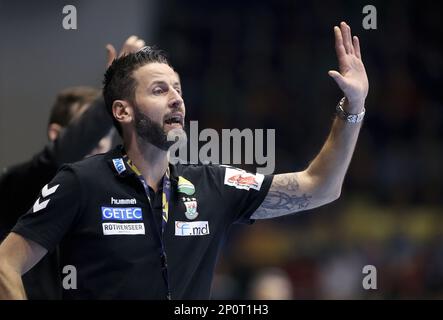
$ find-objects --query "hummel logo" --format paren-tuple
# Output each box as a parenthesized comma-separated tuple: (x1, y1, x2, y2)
(42, 184, 59, 198)
(111, 197, 137, 205)
(33, 198, 50, 213)
(33, 184, 60, 213)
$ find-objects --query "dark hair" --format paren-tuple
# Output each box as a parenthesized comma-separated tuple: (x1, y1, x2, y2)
(48, 86, 100, 127)
(103, 46, 171, 136)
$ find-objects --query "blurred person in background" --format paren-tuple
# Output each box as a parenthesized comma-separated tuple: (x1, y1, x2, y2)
(0, 35, 146, 299)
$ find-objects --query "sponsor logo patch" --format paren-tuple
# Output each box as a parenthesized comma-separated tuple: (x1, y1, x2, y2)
(175, 221, 209, 236)
(101, 207, 143, 221)
(102, 223, 145, 235)
(112, 158, 126, 175)
(224, 167, 264, 191)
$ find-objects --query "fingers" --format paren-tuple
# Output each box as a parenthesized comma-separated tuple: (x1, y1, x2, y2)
(105, 44, 117, 68)
(334, 26, 346, 59)
(119, 35, 145, 57)
(340, 22, 353, 55)
(337, 21, 362, 59)
(346, 24, 355, 55)
(120, 35, 138, 57)
(353, 36, 362, 59)
(105, 35, 146, 68)
(328, 70, 346, 90)
(105, 35, 146, 69)
(135, 39, 145, 49)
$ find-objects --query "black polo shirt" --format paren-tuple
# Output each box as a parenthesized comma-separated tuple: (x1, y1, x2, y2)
(12, 146, 273, 299)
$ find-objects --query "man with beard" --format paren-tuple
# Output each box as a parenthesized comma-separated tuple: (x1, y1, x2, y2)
(0, 35, 146, 299)
(0, 22, 368, 299)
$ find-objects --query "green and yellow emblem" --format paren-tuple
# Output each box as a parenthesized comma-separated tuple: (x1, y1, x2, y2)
(177, 176, 195, 195)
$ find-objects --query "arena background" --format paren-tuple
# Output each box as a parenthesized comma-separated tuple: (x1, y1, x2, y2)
(1, 0, 442, 299)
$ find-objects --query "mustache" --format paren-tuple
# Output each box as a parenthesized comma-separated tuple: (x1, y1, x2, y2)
(163, 112, 185, 126)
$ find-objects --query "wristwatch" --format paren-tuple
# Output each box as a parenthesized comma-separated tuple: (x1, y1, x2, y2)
(335, 97, 365, 123)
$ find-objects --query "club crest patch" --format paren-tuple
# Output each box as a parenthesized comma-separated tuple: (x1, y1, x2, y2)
(182, 197, 198, 220)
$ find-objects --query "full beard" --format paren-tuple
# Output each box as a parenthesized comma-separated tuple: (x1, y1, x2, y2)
(133, 106, 186, 151)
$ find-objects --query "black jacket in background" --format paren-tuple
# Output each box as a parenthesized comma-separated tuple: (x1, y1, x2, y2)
(0, 97, 115, 299)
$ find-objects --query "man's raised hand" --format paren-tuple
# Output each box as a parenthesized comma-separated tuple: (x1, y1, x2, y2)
(328, 22, 369, 113)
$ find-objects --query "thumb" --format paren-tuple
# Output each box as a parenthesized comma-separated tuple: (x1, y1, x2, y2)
(328, 70, 346, 89)
(106, 44, 117, 68)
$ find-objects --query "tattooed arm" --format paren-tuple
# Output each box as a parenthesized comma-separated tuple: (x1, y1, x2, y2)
(252, 22, 369, 219)
(252, 115, 362, 219)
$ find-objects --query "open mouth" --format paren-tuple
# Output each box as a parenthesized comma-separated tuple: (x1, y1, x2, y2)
(164, 113, 184, 127)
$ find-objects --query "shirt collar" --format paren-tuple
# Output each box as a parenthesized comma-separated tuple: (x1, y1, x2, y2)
(106, 145, 179, 183)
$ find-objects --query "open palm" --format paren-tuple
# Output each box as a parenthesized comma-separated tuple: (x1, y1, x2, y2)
(328, 22, 369, 112)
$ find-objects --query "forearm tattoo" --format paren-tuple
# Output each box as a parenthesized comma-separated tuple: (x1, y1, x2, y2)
(252, 174, 312, 219)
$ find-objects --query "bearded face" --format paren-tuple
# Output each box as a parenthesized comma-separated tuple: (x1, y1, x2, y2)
(129, 62, 186, 151)
(133, 105, 186, 151)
